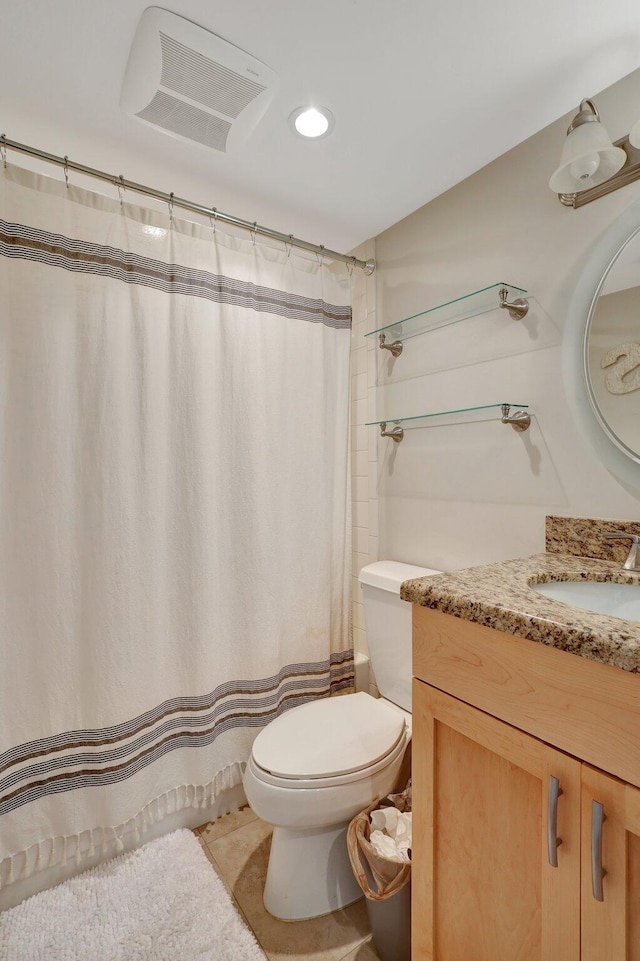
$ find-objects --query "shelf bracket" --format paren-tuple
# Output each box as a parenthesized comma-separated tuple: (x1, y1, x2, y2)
(499, 287, 529, 320)
(501, 404, 531, 432)
(379, 332, 403, 357)
(379, 422, 404, 443)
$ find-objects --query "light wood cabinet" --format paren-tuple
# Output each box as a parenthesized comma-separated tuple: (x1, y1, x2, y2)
(580, 766, 640, 961)
(412, 606, 640, 961)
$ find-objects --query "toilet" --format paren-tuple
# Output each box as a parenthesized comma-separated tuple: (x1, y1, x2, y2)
(243, 560, 441, 921)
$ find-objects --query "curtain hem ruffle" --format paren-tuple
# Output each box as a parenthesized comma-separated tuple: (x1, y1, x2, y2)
(0, 761, 244, 889)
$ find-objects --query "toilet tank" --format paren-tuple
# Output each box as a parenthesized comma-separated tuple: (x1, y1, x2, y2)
(359, 561, 441, 712)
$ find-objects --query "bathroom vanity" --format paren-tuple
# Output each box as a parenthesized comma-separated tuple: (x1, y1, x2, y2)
(403, 539, 640, 961)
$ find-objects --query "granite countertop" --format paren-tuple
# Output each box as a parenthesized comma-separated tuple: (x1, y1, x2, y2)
(401, 552, 640, 673)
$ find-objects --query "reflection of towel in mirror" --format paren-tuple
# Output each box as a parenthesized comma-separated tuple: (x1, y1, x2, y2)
(601, 342, 640, 394)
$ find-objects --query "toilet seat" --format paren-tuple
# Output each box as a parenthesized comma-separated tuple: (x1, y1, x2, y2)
(251, 691, 407, 781)
(248, 726, 408, 790)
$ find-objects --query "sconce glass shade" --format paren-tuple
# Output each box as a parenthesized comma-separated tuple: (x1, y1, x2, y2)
(630, 117, 640, 149)
(549, 120, 626, 194)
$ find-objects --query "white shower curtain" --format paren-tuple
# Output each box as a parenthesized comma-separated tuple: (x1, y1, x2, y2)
(0, 165, 353, 899)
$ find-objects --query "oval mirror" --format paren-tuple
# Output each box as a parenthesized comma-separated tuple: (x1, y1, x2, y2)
(584, 228, 640, 463)
(566, 197, 640, 490)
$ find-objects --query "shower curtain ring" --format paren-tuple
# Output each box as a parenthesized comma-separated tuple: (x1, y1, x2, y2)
(285, 233, 293, 258)
(251, 222, 258, 246)
(316, 244, 325, 265)
(209, 207, 218, 234)
(63, 156, 70, 189)
(346, 258, 354, 277)
(168, 192, 174, 224)
(0, 134, 6, 169)
(115, 174, 125, 205)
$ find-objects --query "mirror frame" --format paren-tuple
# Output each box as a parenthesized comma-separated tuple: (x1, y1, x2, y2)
(565, 195, 640, 490)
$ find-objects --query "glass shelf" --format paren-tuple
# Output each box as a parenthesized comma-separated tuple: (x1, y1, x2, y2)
(365, 283, 528, 344)
(367, 403, 531, 441)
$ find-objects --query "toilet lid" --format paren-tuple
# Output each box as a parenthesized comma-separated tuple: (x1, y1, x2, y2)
(251, 692, 406, 779)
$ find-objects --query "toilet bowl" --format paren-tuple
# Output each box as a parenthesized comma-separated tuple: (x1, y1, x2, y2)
(243, 560, 441, 921)
(244, 692, 410, 919)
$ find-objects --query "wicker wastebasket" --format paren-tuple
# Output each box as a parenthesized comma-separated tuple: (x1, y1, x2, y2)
(347, 796, 411, 961)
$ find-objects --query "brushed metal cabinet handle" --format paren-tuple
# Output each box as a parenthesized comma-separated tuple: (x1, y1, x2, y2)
(591, 800, 607, 901)
(547, 775, 563, 867)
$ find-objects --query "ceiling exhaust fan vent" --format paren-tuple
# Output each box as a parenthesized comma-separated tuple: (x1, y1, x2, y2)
(121, 7, 278, 154)
(159, 33, 266, 119)
(137, 90, 232, 152)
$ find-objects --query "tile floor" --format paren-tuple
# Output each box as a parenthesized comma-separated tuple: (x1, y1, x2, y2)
(194, 806, 381, 961)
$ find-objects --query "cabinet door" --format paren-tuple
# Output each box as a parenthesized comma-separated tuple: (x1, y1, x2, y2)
(412, 680, 581, 961)
(581, 765, 640, 961)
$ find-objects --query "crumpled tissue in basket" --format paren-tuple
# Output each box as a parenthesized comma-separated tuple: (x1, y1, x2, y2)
(369, 806, 412, 863)
(347, 781, 412, 900)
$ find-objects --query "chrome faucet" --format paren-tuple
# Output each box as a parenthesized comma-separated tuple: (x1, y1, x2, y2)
(603, 532, 640, 572)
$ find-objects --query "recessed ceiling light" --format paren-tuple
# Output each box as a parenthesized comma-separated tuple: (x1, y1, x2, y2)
(289, 106, 335, 139)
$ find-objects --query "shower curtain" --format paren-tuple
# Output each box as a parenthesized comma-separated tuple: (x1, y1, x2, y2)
(0, 165, 353, 897)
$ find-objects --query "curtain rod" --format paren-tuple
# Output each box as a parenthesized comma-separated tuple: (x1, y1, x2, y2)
(0, 135, 375, 275)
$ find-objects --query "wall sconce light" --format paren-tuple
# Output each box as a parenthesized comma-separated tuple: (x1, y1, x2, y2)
(550, 99, 640, 208)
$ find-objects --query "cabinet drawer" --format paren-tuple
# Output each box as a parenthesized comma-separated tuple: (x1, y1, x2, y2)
(413, 606, 640, 789)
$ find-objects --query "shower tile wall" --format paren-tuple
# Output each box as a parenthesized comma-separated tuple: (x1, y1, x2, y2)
(350, 240, 378, 693)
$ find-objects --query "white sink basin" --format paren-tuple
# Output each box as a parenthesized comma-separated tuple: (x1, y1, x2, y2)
(532, 580, 640, 622)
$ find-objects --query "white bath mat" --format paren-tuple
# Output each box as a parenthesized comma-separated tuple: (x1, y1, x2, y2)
(0, 829, 267, 961)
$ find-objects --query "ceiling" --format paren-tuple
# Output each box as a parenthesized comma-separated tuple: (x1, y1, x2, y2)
(2, 1, 640, 253)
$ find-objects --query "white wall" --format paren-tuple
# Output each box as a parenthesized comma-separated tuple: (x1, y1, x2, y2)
(364, 67, 640, 577)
